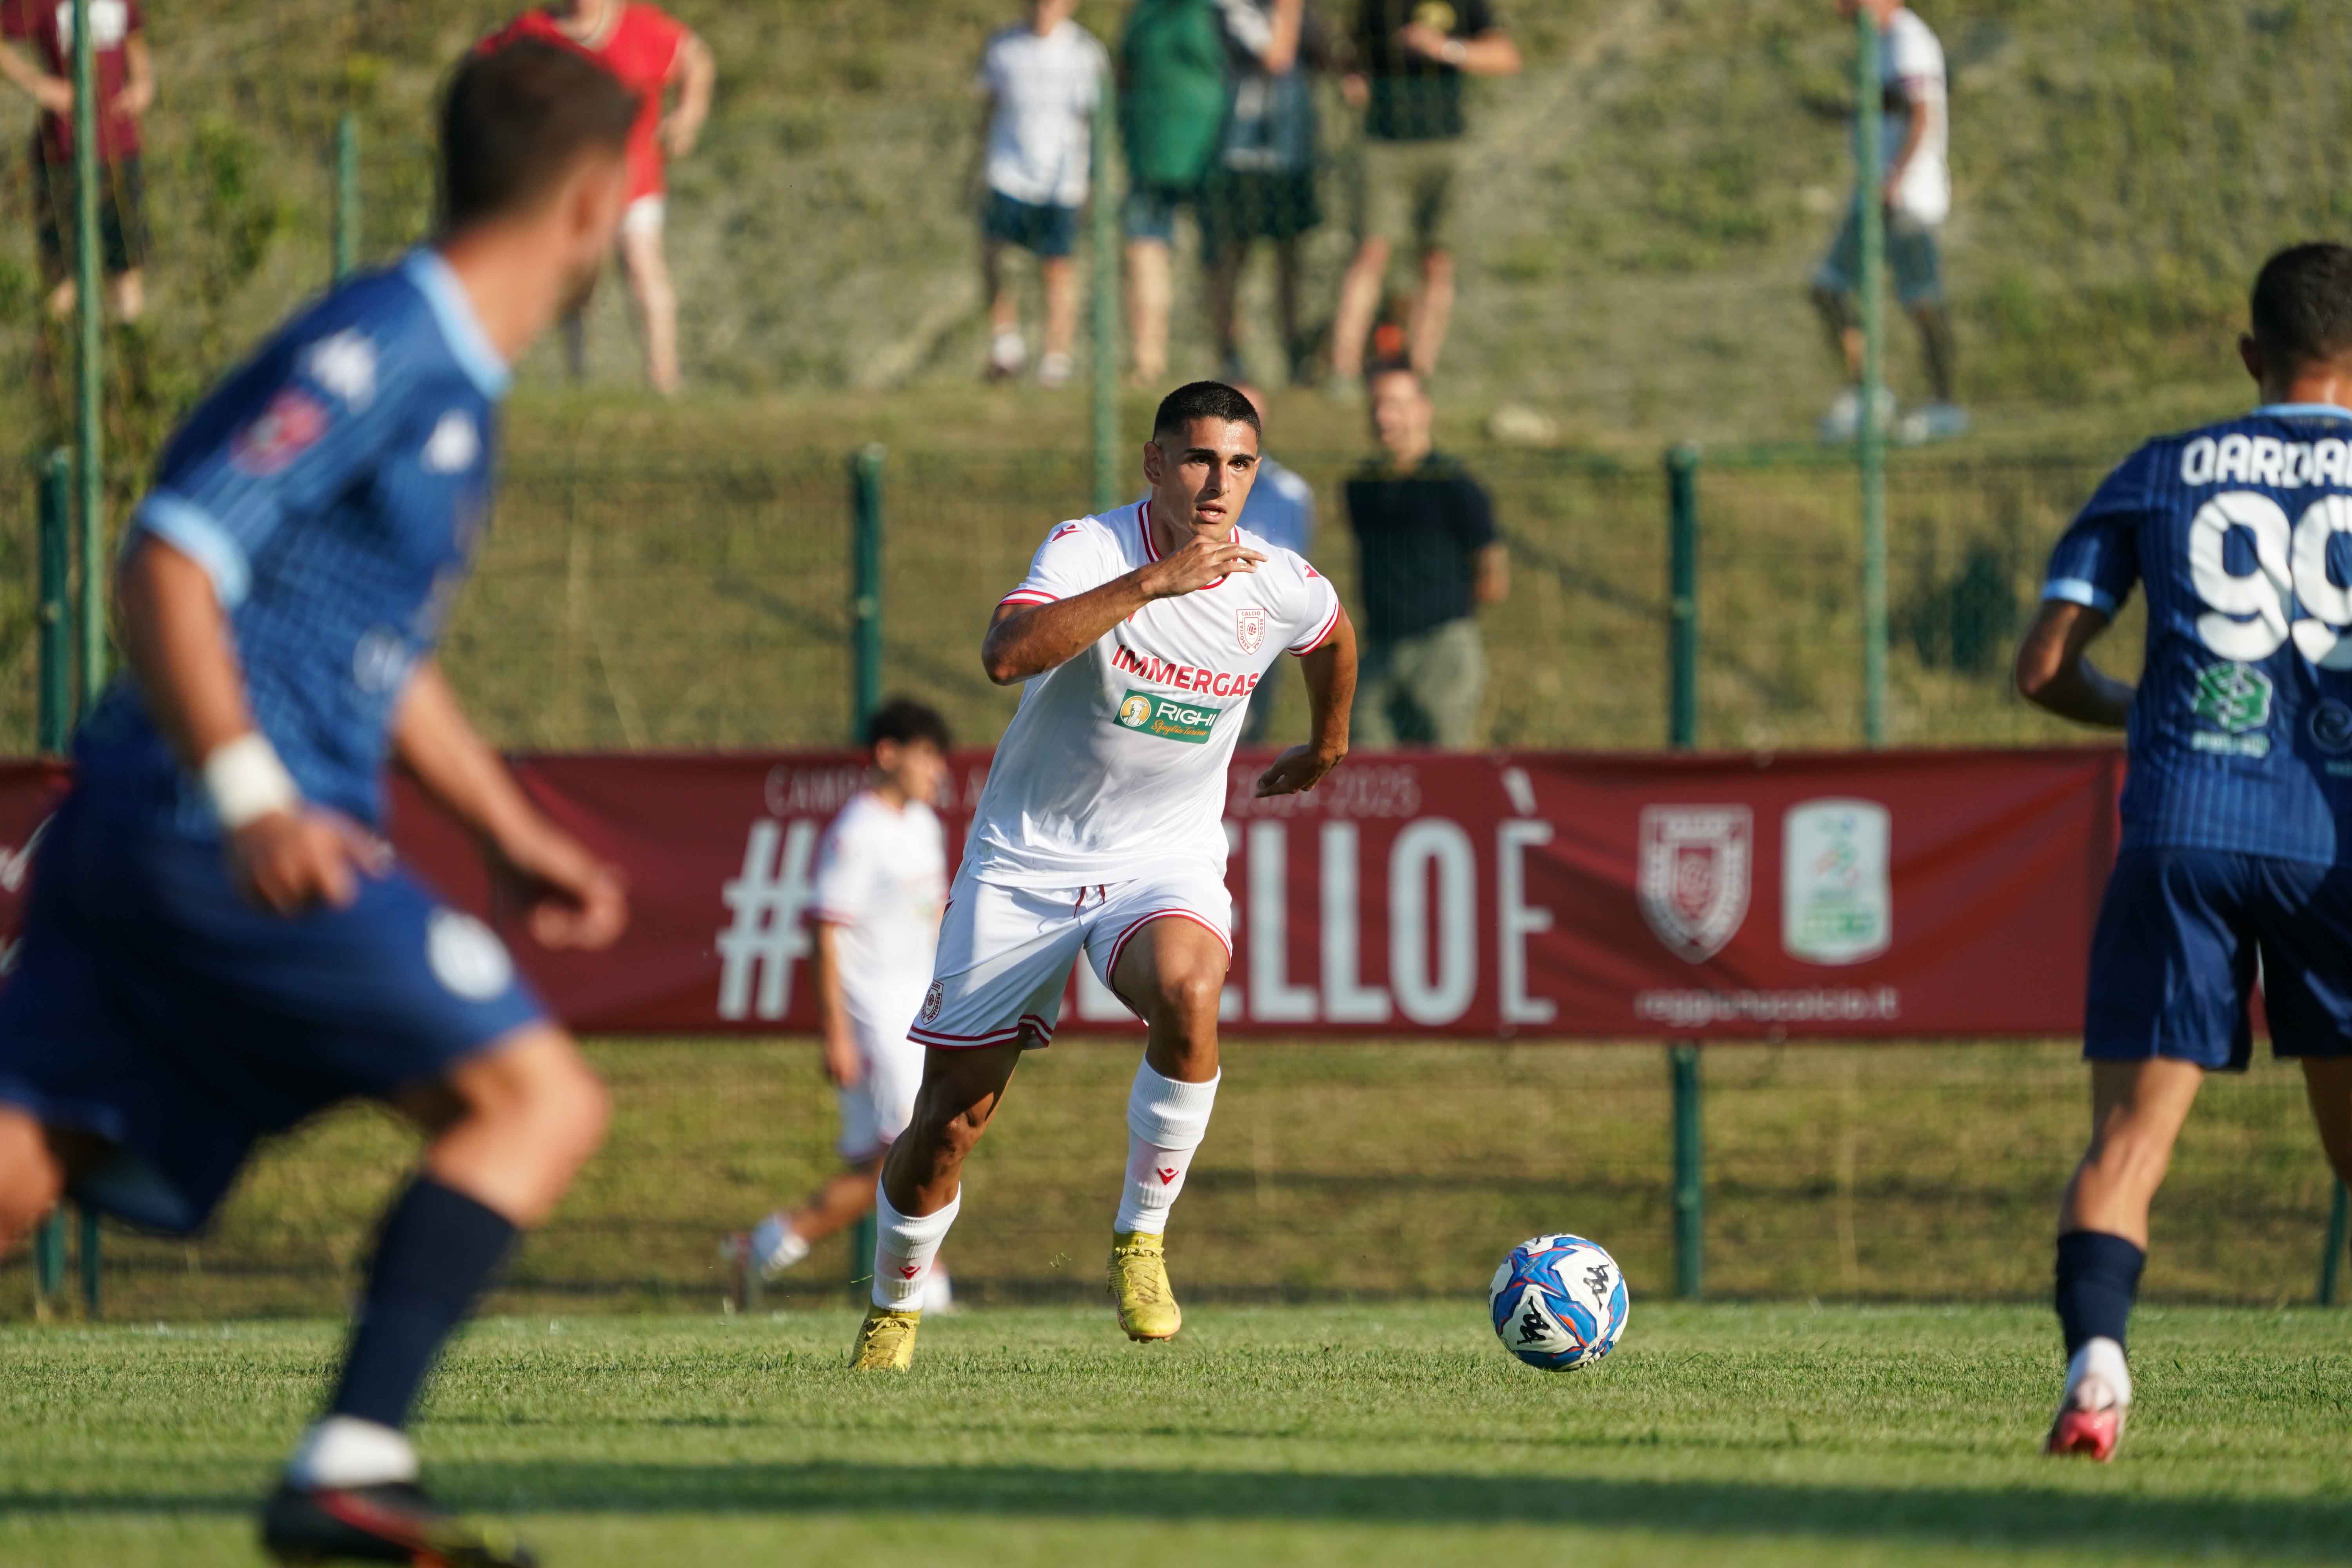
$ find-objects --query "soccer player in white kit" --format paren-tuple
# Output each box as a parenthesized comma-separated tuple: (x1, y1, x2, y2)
(725, 700, 955, 1306)
(849, 381, 1357, 1369)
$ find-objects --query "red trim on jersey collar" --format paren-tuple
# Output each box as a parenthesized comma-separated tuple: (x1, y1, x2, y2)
(1138, 501, 1160, 562)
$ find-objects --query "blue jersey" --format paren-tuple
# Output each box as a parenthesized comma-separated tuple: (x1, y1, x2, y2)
(2042, 403, 2352, 865)
(77, 249, 508, 838)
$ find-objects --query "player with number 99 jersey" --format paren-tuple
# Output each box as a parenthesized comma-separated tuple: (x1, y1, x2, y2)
(2024, 244, 2352, 1467)
(2045, 405, 2352, 864)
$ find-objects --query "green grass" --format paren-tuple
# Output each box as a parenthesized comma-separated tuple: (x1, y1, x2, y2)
(5, 1304, 2350, 1566)
(8, 1040, 2336, 1321)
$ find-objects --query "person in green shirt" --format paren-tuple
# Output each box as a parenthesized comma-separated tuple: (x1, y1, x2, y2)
(1118, 0, 1229, 384)
(1330, 0, 1519, 388)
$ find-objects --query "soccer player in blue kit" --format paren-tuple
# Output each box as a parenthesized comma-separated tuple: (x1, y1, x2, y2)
(0, 42, 637, 1564)
(2017, 243, 2352, 1462)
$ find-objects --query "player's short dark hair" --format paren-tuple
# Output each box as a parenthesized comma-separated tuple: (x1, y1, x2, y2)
(440, 40, 638, 234)
(1151, 381, 1262, 445)
(864, 697, 951, 755)
(2250, 243, 2352, 369)
(1364, 358, 1421, 392)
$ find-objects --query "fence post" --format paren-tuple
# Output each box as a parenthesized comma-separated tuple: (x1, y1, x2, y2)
(1089, 78, 1120, 515)
(1670, 1042, 1703, 1299)
(849, 445, 885, 735)
(1664, 443, 1705, 1300)
(1666, 445, 1700, 747)
(29, 453, 73, 1318)
(846, 444, 886, 1301)
(39, 451, 71, 754)
(334, 114, 361, 282)
(2323, 1180, 2348, 1306)
(70, 0, 103, 713)
(1856, 4, 1888, 747)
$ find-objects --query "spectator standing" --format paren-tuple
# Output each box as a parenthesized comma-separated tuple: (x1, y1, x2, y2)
(485, 0, 714, 396)
(975, 0, 1107, 388)
(1117, 0, 1227, 387)
(0, 0, 154, 322)
(1343, 363, 1506, 748)
(1230, 382, 1316, 743)
(1330, 0, 1517, 388)
(1809, 0, 1963, 445)
(1202, 0, 1320, 388)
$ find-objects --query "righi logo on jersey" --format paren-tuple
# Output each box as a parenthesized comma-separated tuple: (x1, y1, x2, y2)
(1116, 689, 1224, 744)
(1637, 805, 1751, 962)
(2189, 662, 2272, 757)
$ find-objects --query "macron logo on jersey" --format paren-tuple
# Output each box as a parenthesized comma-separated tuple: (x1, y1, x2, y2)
(1049, 522, 1085, 543)
(1110, 642, 1262, 699)
(305, 331, 377, 411)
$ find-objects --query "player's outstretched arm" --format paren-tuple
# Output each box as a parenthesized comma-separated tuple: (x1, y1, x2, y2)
(981, 532, 1266, 685)
(2014, 599, 2132, 728)
(392, 662, 628, 950)
(1256, 606, 1356, 798)
(118, 539, 390, 913)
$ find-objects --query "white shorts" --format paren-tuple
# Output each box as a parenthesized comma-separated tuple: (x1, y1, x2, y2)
(909, 866, 1233, 1051)
(621, 194, 666, 238)
(836, 1011, 923, 1162)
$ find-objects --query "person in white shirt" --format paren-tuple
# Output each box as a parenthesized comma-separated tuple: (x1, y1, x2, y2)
(726, 699, 953, 1308)
(975, 0, 1109, 386)
(847, 381, 1357, 1370)
(1810, 0, 1965, 445)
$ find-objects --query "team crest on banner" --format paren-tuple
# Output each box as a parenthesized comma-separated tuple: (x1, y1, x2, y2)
(1236, 608, 1267, 654)
(1638, 805, 1752, 962)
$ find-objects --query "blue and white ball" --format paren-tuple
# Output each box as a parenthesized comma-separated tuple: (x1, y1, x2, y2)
(1488, 1234, 1629, 1371)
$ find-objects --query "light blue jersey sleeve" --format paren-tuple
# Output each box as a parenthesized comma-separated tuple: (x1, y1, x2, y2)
(2043, 445, 2153, 618)
(129, 313, 418, 610)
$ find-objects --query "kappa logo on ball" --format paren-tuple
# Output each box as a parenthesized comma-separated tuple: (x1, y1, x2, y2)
(920, 980, 944, 1024)
(1236, 607, 1268, 654)
(1637, 805, 1751, 962)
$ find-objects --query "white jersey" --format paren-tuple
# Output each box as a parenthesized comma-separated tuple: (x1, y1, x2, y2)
(976, 20, 1108, 209)
(808, 790, 949, 1039)
(969, 501, 1342, 889)
(1872, 8, 1949, 226)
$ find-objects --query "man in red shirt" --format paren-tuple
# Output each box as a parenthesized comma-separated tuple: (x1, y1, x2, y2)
(0, 0, 156, 322)
(484, 0, 713, 394)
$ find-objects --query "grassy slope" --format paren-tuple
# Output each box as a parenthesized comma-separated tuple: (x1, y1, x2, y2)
(4, 1040, 2331, 1321)
(0, 2, 2335, 751)
(5, 1305, 2351, 1566)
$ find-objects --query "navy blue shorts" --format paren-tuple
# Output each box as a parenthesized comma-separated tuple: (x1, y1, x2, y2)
(0, 792, 546, 1235)
(983, 192, 1079, 259)
(2085, 848, 2352, 1072)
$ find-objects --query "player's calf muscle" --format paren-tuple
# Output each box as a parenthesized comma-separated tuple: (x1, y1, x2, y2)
(0, 1109, 67, 1244)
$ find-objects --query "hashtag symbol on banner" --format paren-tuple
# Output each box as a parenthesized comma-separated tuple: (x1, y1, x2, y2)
(716, 818, 818, 1021)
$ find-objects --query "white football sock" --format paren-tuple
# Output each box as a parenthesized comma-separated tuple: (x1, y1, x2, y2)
(750, 1213, 810, 1278)
(285, 1416, 419, 1489)
(2064, 1335, 2132, 1407)
(871, 1184, 960, 1310)
(1114, 1063, 1220, 1236)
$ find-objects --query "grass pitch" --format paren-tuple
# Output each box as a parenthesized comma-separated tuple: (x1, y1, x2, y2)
(5, 1304, 2348, 1567)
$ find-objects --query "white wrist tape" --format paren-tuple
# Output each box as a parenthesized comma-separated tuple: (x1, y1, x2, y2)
(201, 733, 300, 829)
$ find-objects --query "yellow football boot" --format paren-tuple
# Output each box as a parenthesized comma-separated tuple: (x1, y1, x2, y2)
(848, 1305, 921, 1370)
(1108, 1230, 1181, 1341)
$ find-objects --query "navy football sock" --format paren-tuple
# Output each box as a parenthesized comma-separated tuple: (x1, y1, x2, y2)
(2054, 1229, 2145, 1358)
(328, 1176, 518, 1432)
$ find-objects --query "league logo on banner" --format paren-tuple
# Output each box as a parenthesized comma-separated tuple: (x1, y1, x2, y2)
(1638, 805, 1751, 962)
(1782, 798, 1893, 965)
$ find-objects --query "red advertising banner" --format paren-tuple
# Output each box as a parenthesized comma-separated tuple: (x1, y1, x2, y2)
(0, 749, 2126, 1040)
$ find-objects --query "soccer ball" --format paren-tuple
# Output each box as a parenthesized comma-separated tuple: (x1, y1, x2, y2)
(1488, 1234, 1629, 1371)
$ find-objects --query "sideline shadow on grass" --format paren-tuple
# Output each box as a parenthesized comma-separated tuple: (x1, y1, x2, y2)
(7, 1464, 2348, 1558)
